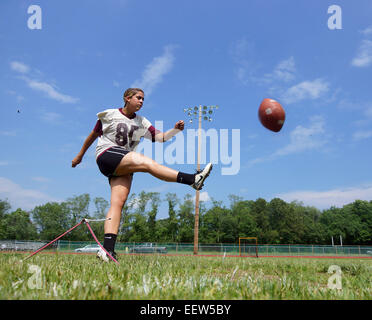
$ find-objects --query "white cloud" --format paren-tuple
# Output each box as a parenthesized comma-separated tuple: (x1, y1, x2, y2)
(10, 61, 79, 104)
(193, 191, 211, 203)
(263, 56, 296, 83)
(0, 177, 60, 211)
(276, 184, 372, 210)
(351, 39, 372, 67)
(365, 105, 372, 118)
(247, 116, 327, 166)
(360, 25, 372, 36)
(338, 100, 372, 127)
(337, 99, 361, 111)
(20, 76, 79, 104)
(10, 61, 30, 74)
(340, 100, 372, 129)
(6, 89, 24, 102)
(229, 38, 257, 84)
(352, 130, 372, 141)
(274, 115, 326, 156)
(131, 45, 177, 95)
(280, 78, 330, 104)
(273, 56, 296, 81)
(230, 41, 296, 86)
(40, 112, 63, 123)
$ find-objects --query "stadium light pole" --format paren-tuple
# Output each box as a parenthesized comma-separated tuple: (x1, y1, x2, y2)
(184, 104, 219, 255)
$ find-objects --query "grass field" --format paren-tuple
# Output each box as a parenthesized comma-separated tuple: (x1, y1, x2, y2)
(0, 252, 371, 300)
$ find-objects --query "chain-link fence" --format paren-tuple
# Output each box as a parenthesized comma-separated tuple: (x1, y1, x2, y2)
(1, 240, 372, 258)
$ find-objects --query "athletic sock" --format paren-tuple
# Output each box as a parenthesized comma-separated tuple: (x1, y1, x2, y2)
(103, 233, 117, 252)
(176, 172, 196, 185)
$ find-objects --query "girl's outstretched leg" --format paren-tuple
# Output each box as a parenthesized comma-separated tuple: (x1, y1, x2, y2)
(114, 152, 212, 190)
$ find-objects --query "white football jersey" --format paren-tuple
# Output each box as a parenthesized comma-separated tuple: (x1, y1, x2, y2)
(95, 108, 152, 159)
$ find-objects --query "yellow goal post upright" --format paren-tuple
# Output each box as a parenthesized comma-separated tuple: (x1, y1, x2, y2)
(239, 237, 259, 258)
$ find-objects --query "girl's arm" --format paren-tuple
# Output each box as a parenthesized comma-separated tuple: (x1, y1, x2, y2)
(72, 130, 100, 167)
(154, 120, 185, 143)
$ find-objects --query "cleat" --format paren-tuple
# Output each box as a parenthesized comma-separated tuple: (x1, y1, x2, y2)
(97, 248, 109, 262)
(96, 248, 117, 262)
(191, 163, 213, 191)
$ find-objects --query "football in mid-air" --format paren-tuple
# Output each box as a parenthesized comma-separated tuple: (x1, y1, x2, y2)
(258, 98, 285, 132)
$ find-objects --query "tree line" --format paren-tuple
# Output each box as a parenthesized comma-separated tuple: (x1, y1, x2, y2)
(0, 192, 371, 245)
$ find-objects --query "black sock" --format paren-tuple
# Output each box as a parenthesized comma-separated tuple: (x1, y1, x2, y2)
(176, 172, 196, 185)
(103, 233, 117, 252)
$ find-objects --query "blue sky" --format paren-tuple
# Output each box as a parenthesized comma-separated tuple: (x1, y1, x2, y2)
(1, 0, 372, 218)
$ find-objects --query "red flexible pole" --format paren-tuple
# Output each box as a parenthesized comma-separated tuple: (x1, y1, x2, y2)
(84, 220, 119, 264)
(23, 219, 84, 262)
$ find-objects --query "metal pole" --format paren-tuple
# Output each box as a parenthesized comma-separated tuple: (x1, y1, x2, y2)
(194, 105, 202, 255)
(184, 104, 218, 256)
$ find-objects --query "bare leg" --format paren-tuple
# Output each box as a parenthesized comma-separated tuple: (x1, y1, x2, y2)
(104, 174, 132, 234)
(114, 152, 179, 182)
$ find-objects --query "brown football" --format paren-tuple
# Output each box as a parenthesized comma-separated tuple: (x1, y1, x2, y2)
(258, 98, 285, 132)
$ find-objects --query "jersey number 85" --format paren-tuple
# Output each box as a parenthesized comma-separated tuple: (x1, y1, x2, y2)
(115, 123, 140, 148)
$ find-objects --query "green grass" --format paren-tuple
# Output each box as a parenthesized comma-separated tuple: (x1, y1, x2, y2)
(0, 252, 371, 300)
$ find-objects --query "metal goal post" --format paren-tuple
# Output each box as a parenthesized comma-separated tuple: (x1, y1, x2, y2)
(239, 237, 259, 258)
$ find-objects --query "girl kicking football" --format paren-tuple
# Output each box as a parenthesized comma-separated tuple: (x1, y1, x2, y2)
(72, 88, 212, 261)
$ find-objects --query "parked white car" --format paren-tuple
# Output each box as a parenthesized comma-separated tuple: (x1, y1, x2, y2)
(74, 244, 100, 253)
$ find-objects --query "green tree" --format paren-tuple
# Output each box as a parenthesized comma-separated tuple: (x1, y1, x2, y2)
(90, 197, 110, 240)
(126, 191, 154, 242)
(65, 194, 91, 240)
(249, 198, 273, 243)
(0, 199, 12, 239)
(93, 197, 109, 219)
(268, 198, 301, 244)
(147, 192, 161, 240)
(177, 194, 195, 242)
(0, 199, 11, 217)
(200, 200, 230, 243)
(129, 213, 148, 242)
(154, 218, 169, 242)
(296, 203, 325, 244)
(229, 198, 257, 241)
(347, 200, 372, 244)
(2, 209, 37, 240)
(32, 202, 71, 240)
(324, 200, 372, 245)
(66, 194, 90, 223)
(119, 193, 137, 242)
(165, 193, 179, 242)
